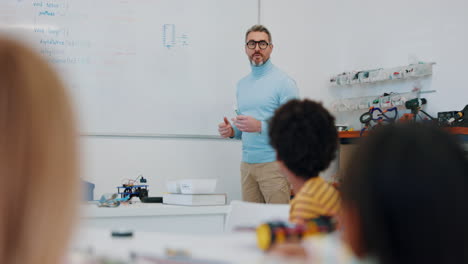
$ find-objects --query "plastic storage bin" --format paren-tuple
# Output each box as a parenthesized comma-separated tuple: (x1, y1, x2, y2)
(82, 180, 95, 201)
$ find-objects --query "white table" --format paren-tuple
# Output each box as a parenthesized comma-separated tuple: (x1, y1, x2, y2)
(72, 228, 265, 264)
(81, 203, 231, 234)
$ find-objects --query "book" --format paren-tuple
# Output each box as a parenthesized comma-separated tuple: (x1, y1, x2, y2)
(162, 193, 227, 206)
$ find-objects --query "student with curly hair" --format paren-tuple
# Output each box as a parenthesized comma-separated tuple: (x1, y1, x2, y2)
(269, 99, 340, 224)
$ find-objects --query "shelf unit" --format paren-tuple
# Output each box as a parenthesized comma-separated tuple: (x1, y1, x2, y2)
(330, 62, 435, 86)
(331, 90, 436, 112)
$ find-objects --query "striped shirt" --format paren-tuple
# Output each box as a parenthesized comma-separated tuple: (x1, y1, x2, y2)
(289, 177, 341, 223)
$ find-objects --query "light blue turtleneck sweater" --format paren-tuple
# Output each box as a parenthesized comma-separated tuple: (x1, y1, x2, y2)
(233, 59, 299, 163)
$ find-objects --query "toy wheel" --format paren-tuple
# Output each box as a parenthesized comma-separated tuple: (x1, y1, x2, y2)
(123, 188, 132, 198)
(139, 189, 149, 199)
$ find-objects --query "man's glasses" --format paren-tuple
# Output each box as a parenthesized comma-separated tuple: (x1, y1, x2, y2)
(246, 40, 270, 50)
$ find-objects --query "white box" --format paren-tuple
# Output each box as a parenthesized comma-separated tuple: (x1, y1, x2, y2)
(162, 193, 226, 206)
(178, 179, 217, 194)
(166, 180, 181, 193)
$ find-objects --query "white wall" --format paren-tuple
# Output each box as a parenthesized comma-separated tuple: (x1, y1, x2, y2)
(262, 0, 468, 128)
(81, 137, 242, 202)
(82, 0, 468, 199)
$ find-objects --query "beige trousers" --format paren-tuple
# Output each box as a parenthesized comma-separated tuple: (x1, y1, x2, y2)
(240, 161, 291, 204)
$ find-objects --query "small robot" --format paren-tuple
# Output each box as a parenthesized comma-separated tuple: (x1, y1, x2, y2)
(117, 175, 149, 201)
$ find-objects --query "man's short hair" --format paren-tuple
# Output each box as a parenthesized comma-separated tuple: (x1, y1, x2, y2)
(269, 99, 338, 180)
(245, 24, 272, 43)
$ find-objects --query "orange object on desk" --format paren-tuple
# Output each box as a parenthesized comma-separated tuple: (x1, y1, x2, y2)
(399, 113, 414, 123)
(339, 127, 468, 139)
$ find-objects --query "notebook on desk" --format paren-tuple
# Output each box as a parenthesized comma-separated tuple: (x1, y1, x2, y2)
(162, 193, 227, 206)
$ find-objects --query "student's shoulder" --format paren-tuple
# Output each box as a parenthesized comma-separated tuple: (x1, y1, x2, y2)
(302, 177, 325, 193)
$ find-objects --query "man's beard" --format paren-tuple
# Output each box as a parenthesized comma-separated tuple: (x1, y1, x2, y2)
(250, 54, 264, 66)
(251, 60, 264, 66)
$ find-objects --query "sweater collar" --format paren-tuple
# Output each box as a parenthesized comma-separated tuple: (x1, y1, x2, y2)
(250, 59, 273, 78)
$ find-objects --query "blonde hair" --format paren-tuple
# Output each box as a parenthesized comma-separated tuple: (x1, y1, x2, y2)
(0, 38, 79, 264)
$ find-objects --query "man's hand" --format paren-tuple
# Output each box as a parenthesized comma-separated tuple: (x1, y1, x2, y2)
(232, 115, 262, 133)
(218, 117, 234, 138)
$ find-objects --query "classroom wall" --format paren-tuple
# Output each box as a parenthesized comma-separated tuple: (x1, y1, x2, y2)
(262, 0, 468, 128)
(81, 137, 243, 201)
(81, 136, 338, 201)
(82, 0, 467, 199)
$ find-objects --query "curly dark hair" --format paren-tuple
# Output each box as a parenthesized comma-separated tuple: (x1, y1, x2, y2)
(269, 99, 338, 180)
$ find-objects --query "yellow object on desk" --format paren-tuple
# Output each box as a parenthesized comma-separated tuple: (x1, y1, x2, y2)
(256, 216, 336, 251)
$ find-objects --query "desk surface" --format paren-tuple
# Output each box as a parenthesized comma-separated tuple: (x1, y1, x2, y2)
(339, 126, 468, 144)
(339, 126, 468, 138)
(73, 228, 264, 264)
(82, 202, 231, 218)
(81, 203, 231, 234)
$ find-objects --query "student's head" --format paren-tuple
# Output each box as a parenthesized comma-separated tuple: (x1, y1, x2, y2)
(0, 38, 79, 264)
(269, 99, 338, 191)
(340, 124, 468, 264)
(245, 24, 273, 66)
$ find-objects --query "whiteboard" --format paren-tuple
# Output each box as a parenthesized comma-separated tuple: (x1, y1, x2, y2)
(0, 0, 258, 136)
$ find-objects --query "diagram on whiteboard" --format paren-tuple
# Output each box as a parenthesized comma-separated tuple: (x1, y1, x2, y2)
(162, 24, 189, 49)
(0, 0, 256, 135)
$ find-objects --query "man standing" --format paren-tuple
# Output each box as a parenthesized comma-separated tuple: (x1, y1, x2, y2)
(218, 25, 299, 203)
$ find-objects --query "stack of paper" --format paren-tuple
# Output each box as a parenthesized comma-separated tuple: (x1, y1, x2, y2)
(162, 193, 226, 206)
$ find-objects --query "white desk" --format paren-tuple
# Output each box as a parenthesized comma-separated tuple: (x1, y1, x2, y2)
(81, 203, 231, 234)
(72, 228, 265, 264)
